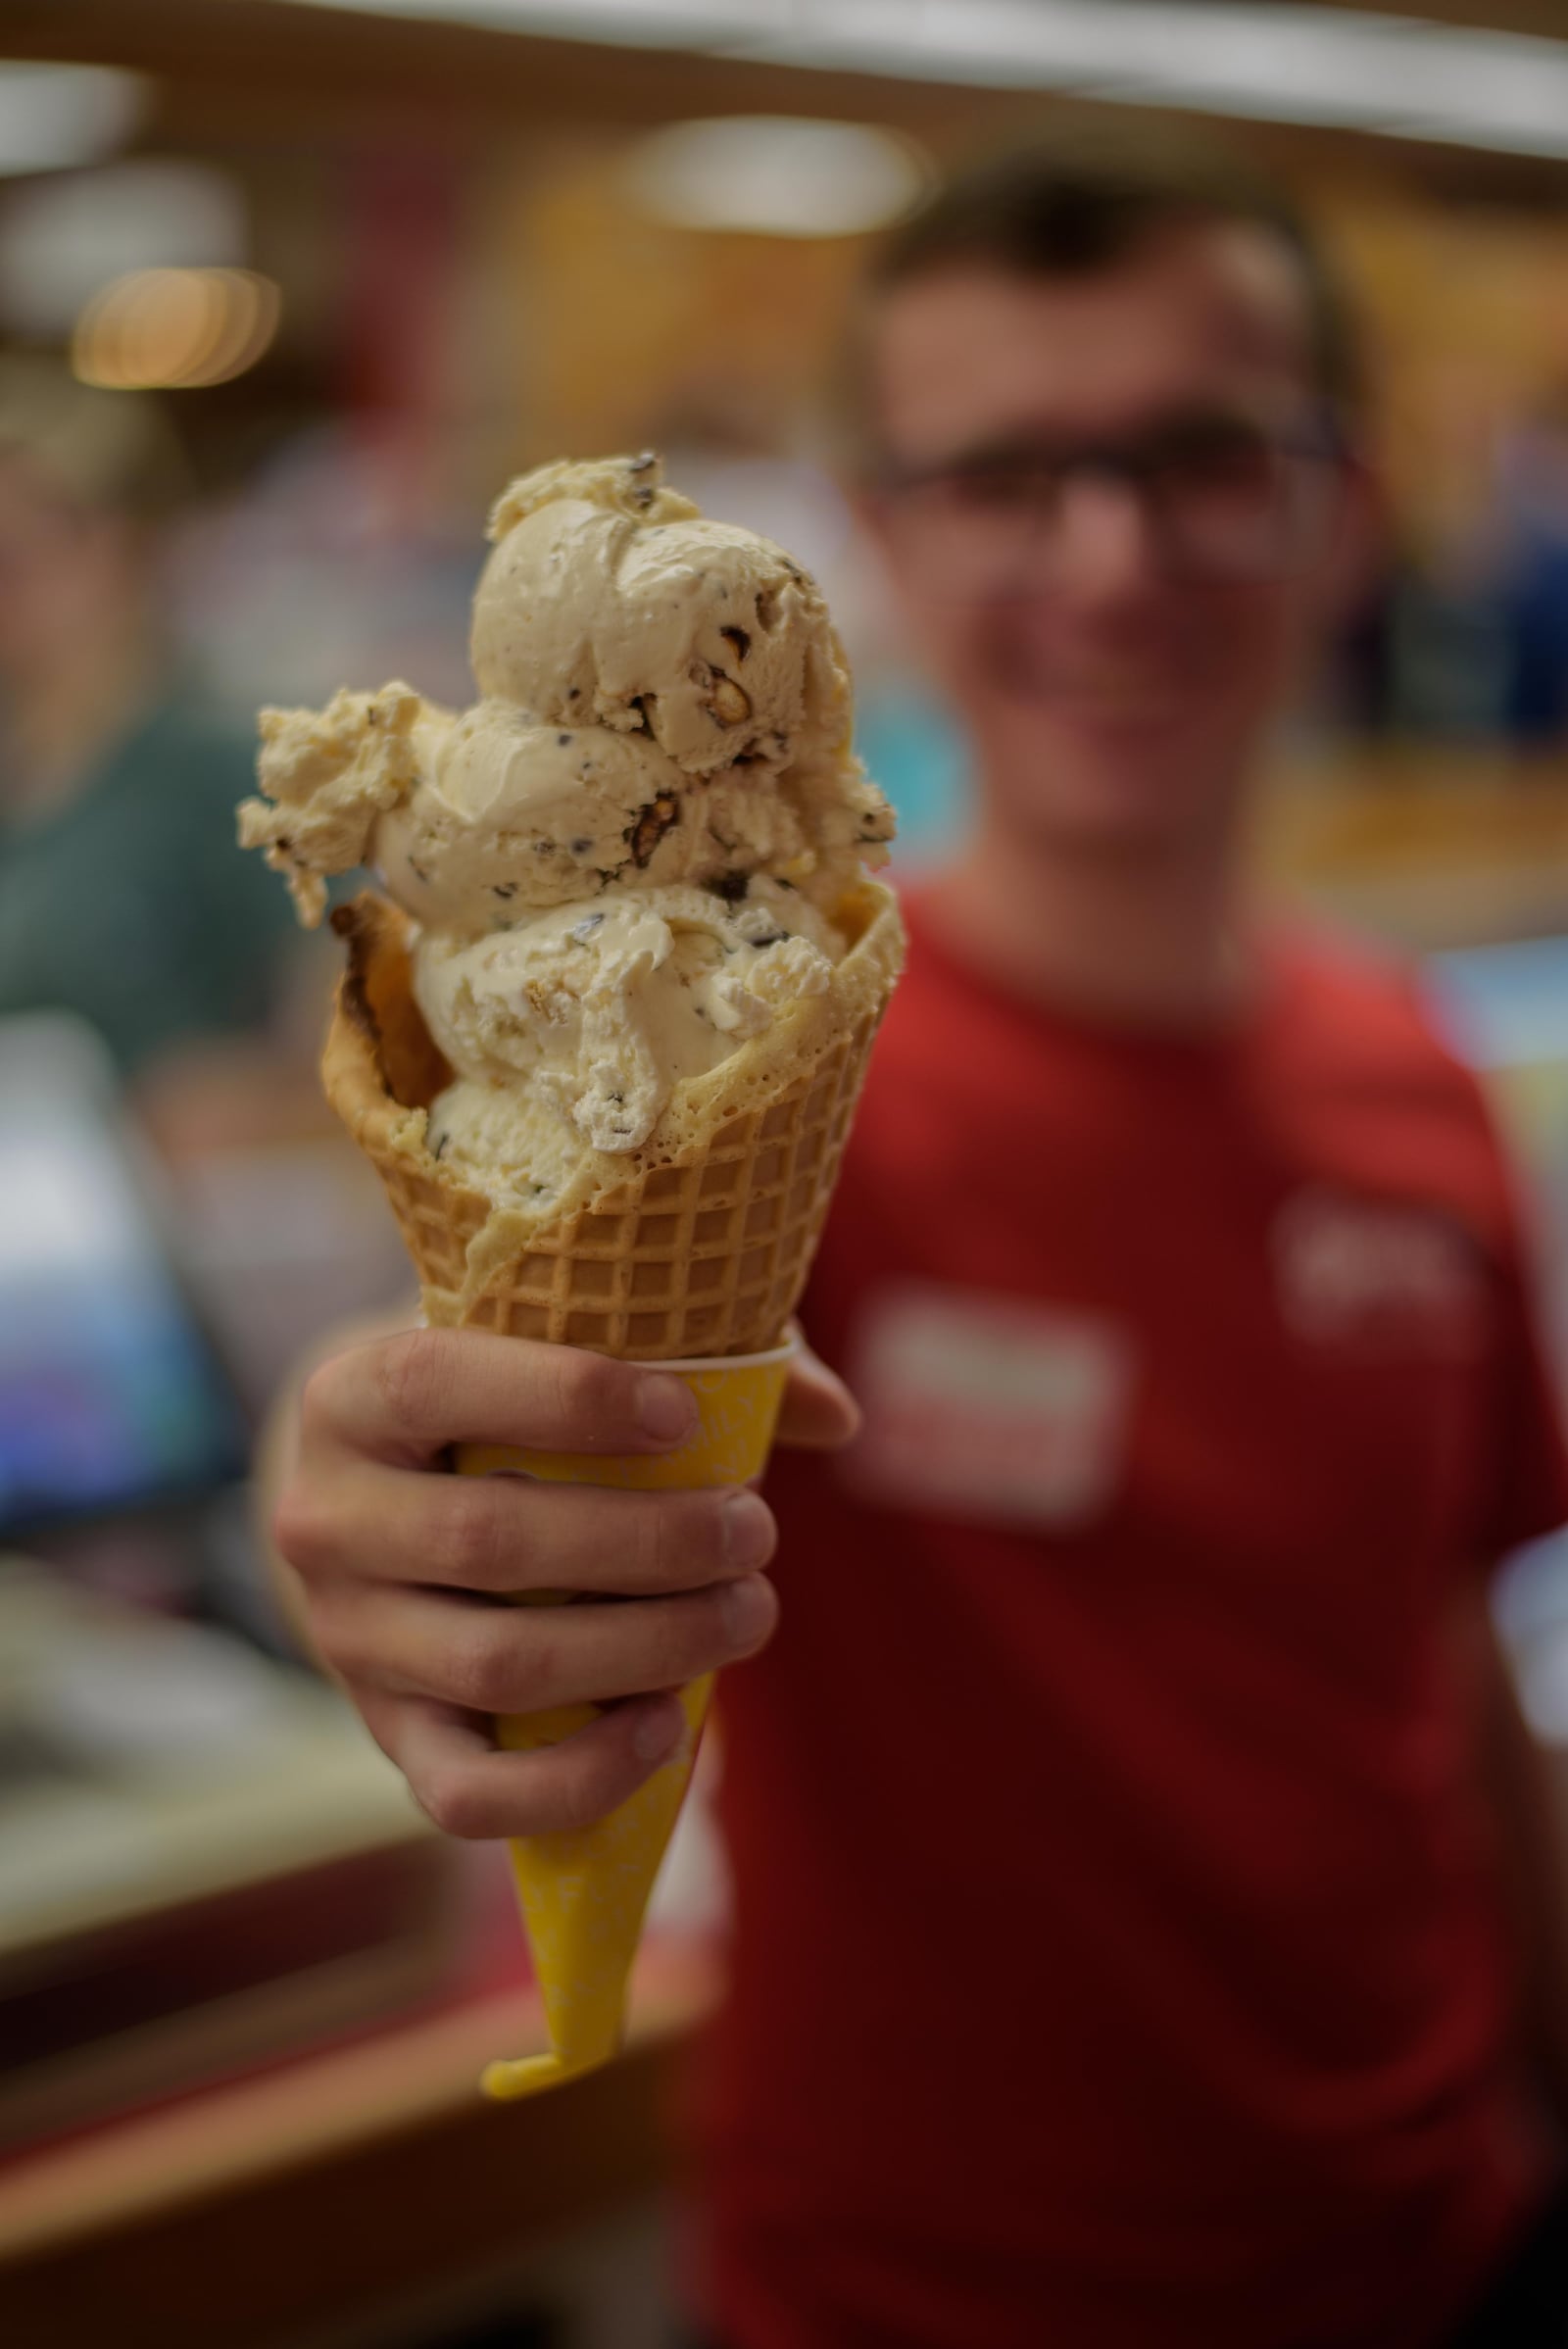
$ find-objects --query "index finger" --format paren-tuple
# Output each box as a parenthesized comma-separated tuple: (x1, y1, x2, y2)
(303, 1326, 699, 1468)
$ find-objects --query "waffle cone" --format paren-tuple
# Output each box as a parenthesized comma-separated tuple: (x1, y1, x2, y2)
(320, 882, 903, 1358)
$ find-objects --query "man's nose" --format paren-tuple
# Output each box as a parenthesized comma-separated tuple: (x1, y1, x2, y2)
(1051, 470, 1160, 597)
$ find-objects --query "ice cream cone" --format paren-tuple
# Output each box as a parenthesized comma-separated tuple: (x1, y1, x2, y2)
(318, 882, 900, 2096)
(243, 454, 904, 2105)
(459, 1344, 794, 2099)
(319, 881, 901, 1355)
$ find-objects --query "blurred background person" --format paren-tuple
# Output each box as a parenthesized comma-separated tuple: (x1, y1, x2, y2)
(0, 360, 297, 1077)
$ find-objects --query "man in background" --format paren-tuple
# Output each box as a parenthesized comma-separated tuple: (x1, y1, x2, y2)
(271, 137, 1568, 2344)
(0, 360, 295, 1077)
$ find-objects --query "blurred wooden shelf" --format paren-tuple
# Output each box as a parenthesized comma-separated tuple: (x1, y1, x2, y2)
(0, 1934, 719, 2349)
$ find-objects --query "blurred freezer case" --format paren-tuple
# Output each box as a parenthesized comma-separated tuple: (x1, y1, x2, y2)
(0, 1562, 460, 2149)
(0, 1016, 246, 1538)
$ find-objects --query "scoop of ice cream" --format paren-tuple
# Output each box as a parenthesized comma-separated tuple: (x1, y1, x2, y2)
(241, 681, 890, 937)
(377, 696, 846, 930)
(416, 878, 837, 1173)
(238, 682, 445, 926)
(469, 453, 852, 778)
(418, 1074, 586, 1214)
(375, 698, 682, 925)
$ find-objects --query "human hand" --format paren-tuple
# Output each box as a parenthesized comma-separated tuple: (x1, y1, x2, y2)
(272, 1325, 856, 1838)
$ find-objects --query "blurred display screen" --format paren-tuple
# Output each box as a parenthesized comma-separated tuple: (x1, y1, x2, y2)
(0, 1019, 244, 1533)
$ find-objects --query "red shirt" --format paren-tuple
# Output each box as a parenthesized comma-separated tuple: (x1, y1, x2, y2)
(691, 894, 1568, 2349)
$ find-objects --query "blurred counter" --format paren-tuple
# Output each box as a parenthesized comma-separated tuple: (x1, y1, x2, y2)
(0, 1563, 456, 2146)
(0, 1933, 714, 2349)
(1259, 747, 1568, 950)
(0, 1566, 720, 2348)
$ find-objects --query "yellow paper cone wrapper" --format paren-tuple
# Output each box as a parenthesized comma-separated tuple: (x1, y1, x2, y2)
(456, 1343, 793, 2100)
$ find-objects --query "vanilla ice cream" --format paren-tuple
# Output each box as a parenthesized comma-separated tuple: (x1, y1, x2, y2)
(468, 456, 850, 777)
(238, 453, 895, 1203)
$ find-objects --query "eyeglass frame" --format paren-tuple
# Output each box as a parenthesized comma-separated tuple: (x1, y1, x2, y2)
(862, 404, 1352, 594)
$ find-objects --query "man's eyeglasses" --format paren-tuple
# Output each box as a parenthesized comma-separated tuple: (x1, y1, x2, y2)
(869, 414, 1347, 596)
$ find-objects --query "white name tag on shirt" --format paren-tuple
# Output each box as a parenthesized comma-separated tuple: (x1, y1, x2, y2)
(842, 1281, 1135, 1530)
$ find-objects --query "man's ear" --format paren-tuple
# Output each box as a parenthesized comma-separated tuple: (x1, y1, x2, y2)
(1318, 451, 1387, 622)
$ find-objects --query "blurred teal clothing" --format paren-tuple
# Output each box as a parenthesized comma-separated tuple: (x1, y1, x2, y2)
(0, 692, 292, 1074)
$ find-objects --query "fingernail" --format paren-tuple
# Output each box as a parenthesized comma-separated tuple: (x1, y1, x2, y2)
(638, 1374, 697, 1444)
(632, 1699, 685, 1765)
(720, 1574, 774, 1649)
(722, 1489, 775, 1571)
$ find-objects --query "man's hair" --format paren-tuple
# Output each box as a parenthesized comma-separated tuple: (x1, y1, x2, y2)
(838, 123, 1356, 463)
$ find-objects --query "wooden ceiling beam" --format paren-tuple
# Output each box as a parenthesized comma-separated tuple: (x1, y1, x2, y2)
(9, 0, 1568, 207)
(5, 1, 971, 133)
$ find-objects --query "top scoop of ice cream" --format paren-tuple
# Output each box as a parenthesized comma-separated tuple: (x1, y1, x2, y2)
(469, 455, 851, 778)
(238, 451, 896, 1192)
(238, 455, 891, 938)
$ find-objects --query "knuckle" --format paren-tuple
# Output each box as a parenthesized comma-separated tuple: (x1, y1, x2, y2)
(445, 1611, 541, 1715)
(651, 1591, 730, 1685)
(294, 1583, 363, 1678)
(427, 1484, 508, 1590)
(271, 1483, 337, 1579)
(628, 1494, 681, 1589)
(307, 1619, 367, 1690)
(630, 1493, 725, 1590)
(373, 1327, 456, 1440)
(545, 1345, 627, 1437)
(298, 1354, 346, 1437)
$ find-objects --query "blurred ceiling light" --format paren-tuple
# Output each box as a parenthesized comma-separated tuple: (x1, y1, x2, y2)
(623, 118, 926, 237)
(73, 269, 281, 391)
(0, 160, 248, 339)
(266, 0, 1568, 164)
(0, 62, 147, 177)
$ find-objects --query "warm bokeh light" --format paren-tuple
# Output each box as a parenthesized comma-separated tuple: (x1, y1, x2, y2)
(72, 267, 281, 391)
(0, 160, 249, 341)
